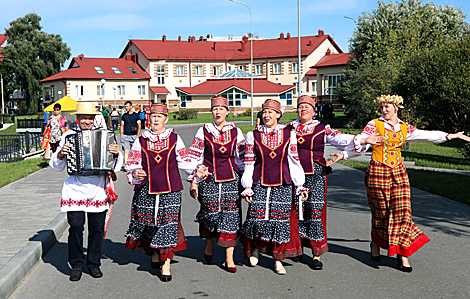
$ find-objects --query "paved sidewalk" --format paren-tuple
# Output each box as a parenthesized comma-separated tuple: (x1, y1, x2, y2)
(0, 165, 69, 299)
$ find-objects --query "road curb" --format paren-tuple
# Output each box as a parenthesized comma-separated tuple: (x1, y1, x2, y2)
(0, 212, 67, 299)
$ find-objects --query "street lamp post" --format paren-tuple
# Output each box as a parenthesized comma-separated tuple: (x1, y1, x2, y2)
(229, 0, 254, 126)
(113, 86, 116, 108)
(100, 79, 106, 108)
(298, 0, 302, 97)
(1, 73, 4, 115)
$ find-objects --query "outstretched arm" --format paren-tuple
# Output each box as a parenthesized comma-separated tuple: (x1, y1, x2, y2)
(448, 131, 470, 142)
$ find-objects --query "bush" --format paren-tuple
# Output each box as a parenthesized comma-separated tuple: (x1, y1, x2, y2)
(176, 110, 198, 120)
(245, 108, 251, 117)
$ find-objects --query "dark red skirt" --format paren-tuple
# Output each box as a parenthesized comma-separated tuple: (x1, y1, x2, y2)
(242, 202, 302, 261)
(125, 220, 187, 261)
(199, 224, 238, 248)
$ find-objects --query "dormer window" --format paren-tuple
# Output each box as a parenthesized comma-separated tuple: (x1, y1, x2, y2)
(111, 67, 122, 74)
(94, 67, 105, 74)
(128, 67, 139, 74)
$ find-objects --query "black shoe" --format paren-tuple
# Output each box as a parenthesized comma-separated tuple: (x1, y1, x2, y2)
(89, 268, 103, 278)
(311, 259, 323, 270)
(397, 255, 413, 273)
(151, 261, 161, 269)
(370, 242, 381, 262)
(292, 255, 304, 263)
(69, 268, 83, 281)
(160, 272, 172, 282)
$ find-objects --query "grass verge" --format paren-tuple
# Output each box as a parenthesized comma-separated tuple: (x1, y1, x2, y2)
(0, 158, 49, 188)
(338, 160, 470, 206)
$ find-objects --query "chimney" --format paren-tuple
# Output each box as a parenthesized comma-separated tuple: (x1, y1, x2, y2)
(78, 54, 85, 61)
(162, 35, 166, 42)
(318, 29, 324, 37)
(286, 32, 291, 40)
(242, 35, 248, 43)
(125, 53, 132, 61)
(241, 41, 246, 52)
(280, 33, 284, 40)
(308, 39, 313, 46)
(199, 36, 204, 41)
(192, 36, 196, 42)
(212, 42, 216, 50)
(178, 35, 181, 42)
(326, 49, 331, 55)
(188, 35, 192, 42)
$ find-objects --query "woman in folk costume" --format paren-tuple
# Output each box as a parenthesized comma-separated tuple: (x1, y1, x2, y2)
(359, 95, 470, 272)
(241, 99, 309, 275)
(124, 103, 205, 282)
(291, 95, 368, 270)
(188, 96, 245, 273)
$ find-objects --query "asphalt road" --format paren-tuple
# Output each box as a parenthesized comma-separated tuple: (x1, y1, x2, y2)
(9, 123, 470, 299)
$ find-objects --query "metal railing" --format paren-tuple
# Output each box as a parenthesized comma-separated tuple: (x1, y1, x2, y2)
(0, 132, 43, 162)
(17, 119, 44, 129)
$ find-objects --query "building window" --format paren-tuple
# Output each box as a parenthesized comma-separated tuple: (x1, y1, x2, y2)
(176, 65, 184, 76)
(157, 66, 165, 84)
(75, 85, 84, 96)
(311, 81, 317, 94)
(280, 91, 293, 106)
(255, 64, 263, 75)
(323, 74, 342, 95)
(213, 66, 221, 76)
(97, 85, 105, 96)
(221, 88, 246, 107)
(117, 85, 125, 96)
(138, 85, 146, 96)
(238, 65, 246, 71)
(94, 67, 105, 74)
(292, 82, 297, 95)
(292, 62, 299, 74)
(228, 66, 232, 71)
(50, 86, 55, 98)
(111, 67, 122, 74)
(180, 94, 192, 108)
(273, 63, 281, 74)
(128, 67, 139, 74)
(195, 65, 203, 77)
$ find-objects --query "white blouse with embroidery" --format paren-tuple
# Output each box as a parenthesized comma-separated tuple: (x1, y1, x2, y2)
(125, 128, 195, 185)
(357, 116, 449, 146)
(49, 129, 123, 213)
(241, 124, 307, 195)
(290, 119, 368, 160)
(187, 122, 246, 183)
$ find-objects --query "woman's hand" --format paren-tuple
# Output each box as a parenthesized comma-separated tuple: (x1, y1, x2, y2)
(326, 152, 342, 166)
(190, 182, 198, 199)
(57, 144, 71, 159)
(448, 131, 470, 142)
(361, 133, 385, 145)
(133, 169, 147, 180)
(300, 190, 309, 201)
(244, 196, 252, 203)
(108, 142, 119, 154)
(241, 187, 254, 203)
(195, 166, 210, 180)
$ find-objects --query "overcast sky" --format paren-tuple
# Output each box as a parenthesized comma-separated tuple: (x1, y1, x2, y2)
(1, 0, 469, 68)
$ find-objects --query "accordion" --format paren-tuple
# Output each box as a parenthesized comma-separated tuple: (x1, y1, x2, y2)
(65, 129, 116, 175)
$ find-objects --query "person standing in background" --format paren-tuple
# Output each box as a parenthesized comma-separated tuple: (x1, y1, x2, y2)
(120, 101, 141, 167)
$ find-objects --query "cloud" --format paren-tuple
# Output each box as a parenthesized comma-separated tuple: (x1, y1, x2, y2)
(62, 13, 152, 31)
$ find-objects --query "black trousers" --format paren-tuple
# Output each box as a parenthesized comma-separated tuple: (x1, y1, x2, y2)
(67, 210, 107, 269)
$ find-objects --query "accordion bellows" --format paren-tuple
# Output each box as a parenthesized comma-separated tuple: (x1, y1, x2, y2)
(65, 130, 116, 175)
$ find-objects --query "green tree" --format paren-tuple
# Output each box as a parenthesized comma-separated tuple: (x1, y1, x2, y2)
(3, 13, 71, 113)
(337, 0, 470, 128)
(395, 36, 470, 156)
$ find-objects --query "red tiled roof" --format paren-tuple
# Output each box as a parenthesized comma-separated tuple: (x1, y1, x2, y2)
(306, 68, 317, 76)
(40, 55, 151, 82)
(0, 34, 7, 61)
(150, 86, 170, 94)
(121, 33, 342, 61)
(313, 53, 350, 68)
(175, 78, 295, 95)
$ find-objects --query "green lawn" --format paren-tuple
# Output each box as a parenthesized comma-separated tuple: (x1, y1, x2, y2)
(0, 158, 49, 187)
(338, 160, 470, 206)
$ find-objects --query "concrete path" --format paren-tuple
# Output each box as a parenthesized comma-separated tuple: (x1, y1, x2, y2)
(3, 123, 470, 298)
